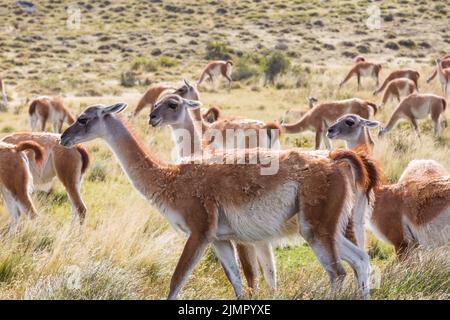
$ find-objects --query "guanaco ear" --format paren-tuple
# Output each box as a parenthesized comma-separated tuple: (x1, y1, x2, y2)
(362, 119, 380, 128)
(183, 98, 202, 109)
(102, 102, 128, 115)
(183, 78, 192, 88)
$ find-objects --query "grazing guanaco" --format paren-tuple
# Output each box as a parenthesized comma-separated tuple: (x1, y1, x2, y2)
(0, 140, 44, 234)
(0, 77, 7, 111)
(132, 79, 200, 117)
(339, 61, 382, 90)
(61, 102, 380, 299)
(282, 97, 318, 123)
(426, 54, 450, 83)
(327, 114, 380, 153)
(150, 94, 280, 160)
(373, 69, 420, 96)
(29, 96, 75, 133)
(282, 98, 377, 150)
(379, 78, 417, 109)
(2, 133, 90, 224)
(369, 160, 450, 259)
(197, 60, 233, 92)
(435, 58, 450, 97)
(378, 93, 446, 138)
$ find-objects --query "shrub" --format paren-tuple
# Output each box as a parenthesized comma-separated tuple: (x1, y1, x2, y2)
(205, 41, 232, 60)
(120, 71, 137, 87)
(398, 39, 416, 48)
(232, 53, 263, 81)
(157, 56, 178, 68)
(131, 57, 157, 72)
(262, 51, 291, 85)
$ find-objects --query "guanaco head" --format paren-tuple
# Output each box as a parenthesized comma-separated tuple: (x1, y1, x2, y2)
(327, 114, 379, 143)
(173, 78, 200, 101)
(149, 94, 202, 127)
(60, 102, 128, 147)
(307, 97, 318, 108)
(355, 56, 366, 63)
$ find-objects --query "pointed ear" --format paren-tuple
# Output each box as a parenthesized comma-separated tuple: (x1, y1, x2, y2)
(183, 99, 202, 109)
(363, 119, 380, 128)
(102, 102, 128, 115)
(183, 78, 193, 88)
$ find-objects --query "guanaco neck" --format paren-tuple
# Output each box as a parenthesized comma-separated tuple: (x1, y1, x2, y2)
(103, 115, 170, 200)
(170, 110, 203, 158)
(282, 113, 311, 134)
(383, 110, 402, 133)
(347, 128, 373, 152)
(436, 60, 447, 80)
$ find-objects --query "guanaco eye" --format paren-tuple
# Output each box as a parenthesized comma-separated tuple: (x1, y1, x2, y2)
(168, 103, 178, 110)
(345, 120, 355, 126)
(78, 117, 88, 125)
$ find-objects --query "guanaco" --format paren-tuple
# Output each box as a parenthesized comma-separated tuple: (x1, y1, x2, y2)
(282, 98, 377, 150)
(339, 61, 382, 90)
(426, 54, 450, 83)
(373, 69, 420, 96)
(197, 60, 233, 92)
(29, 96, 75, 133)
(0, 140, 44, 234)
(369, 160, 450, 259)
(3, 133, 90, 224)
(379, 93, 446, 138)
(132, 79, 200, 117)
(379, 78, 417, 109)
(435, 58, 450, 97)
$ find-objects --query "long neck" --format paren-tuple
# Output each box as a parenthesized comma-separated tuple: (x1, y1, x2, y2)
(436, 61, 446, 78)
(169, 111, 203, 159)
(103, 115, 170, 200)
(383, 110, 402, 133)
(347, 127, 373, 152)
(282, 113, 310, 133)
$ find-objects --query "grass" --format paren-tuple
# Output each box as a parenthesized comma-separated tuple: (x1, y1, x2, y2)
(0, 0, 449, 300)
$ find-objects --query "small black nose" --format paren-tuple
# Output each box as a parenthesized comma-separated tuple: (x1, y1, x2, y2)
(327, 127, 335, 134)
(150, 114, 157, 119)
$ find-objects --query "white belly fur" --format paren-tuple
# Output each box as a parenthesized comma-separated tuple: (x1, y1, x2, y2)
(217, 181, 299, 242)
(403, 206, 450, 248)
(360, 66, 374, 77)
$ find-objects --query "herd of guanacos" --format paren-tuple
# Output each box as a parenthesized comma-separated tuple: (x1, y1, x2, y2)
(0, 53, 449, 299)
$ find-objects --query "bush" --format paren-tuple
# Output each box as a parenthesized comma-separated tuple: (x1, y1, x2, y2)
(131, 57, 158, 72)
(157, 56, 178, 68)
(205, 41, 232, 60)
(232, 53, 263, 81)
(120, 71, 137, 87)
(262, 51, 291, 85)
